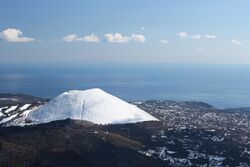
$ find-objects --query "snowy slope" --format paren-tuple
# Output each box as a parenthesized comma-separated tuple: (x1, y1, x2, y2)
(27, 88, 158, 124)
(5, 105, 18, 113)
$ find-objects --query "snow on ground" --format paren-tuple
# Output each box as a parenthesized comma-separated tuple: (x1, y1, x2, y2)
(5, 105, 18, 113)
(21, 106, 39, 117)
(19, 104, 31, 111)
(28, 88, 158, 124)
(0, 113, 18, 124)
(8, 106, 40, 126)
(0, 106, 8, 112)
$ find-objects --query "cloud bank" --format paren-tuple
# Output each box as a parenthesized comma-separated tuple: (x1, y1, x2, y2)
(104, 33, 145, 43)
(178, 32, 217, 40)
(62, 34, 82, 42)
(83, 33, 100, 42)
(0, 28, 35, 42)
(62, 33, 100, 42)
(178, 32, 188, 39)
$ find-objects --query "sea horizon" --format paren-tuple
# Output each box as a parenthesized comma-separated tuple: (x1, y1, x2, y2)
(1, 63, 249, 109)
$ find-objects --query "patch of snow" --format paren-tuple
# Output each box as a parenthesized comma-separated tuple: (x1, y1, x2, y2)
(28, 88, 158, 124)
(0, 113, 18, 124)
(0, 106, 8, 112)
(167, 150, 176, 154)
(161, 135, 167, 139)
(244, 148, 250, 155)
(5, 105, 18, 113)
(151, 135, 157, 139)
(6, 106, 39, 126)
(159, 147, 166, 158)
(144, 149, 156, 157)
(206, 129, 216, 132)
(209, 155, 225, 166)
(19, 104, 31, 111)
(21, 109, 34, 117)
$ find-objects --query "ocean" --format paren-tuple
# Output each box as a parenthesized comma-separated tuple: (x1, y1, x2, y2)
(0, 63, 250, 109)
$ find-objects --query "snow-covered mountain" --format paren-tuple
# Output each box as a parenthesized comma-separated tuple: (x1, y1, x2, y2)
(27, 88, 158, 124)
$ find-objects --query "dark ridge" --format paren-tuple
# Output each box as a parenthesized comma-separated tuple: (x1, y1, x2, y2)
(0, 93, 48, 106)
(224, 107, 250, 113)
(0, 119, 164, 167)
(143, 100, 215, 108)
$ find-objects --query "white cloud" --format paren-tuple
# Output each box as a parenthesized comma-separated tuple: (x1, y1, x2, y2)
(104, 33, 145, 43)
(104, 33, 130, 43)
(190, 34, 201, 40)
(131, 34, 146, 43)
(178, 32, 218, 40)
(83, 33, 99, 43)
(159, 39, 168, 44)
(204, 34, 217, 39)
(231, 39, 242, 45)
(62, 33, 100, 42)
(178, 32, 188, 38)
(62, 34, 82, 42)
(0, 28, 35, 42)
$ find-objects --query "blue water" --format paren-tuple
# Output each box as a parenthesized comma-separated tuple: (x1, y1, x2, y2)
(0, 63, 250, 109)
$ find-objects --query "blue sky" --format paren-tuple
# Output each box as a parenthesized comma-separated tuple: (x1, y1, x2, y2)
(1, 0, 250, 65)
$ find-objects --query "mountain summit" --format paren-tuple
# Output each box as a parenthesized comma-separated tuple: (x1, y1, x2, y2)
(27, 88, 158, 124)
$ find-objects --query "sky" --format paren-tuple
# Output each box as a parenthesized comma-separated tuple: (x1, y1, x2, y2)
(1, 0, 250, 65)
